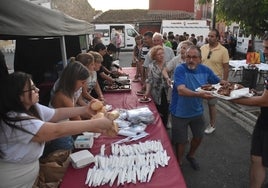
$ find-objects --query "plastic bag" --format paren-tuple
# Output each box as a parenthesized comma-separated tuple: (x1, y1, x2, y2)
(127, 106, 155, 124)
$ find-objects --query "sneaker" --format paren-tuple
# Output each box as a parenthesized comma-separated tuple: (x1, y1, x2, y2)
(186, 154, 200, 171)
(204, 124, 216, 134)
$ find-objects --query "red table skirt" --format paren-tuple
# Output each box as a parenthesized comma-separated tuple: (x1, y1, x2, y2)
(60, 67, 186, 188)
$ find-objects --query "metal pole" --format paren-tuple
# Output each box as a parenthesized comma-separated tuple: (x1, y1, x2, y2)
(212, 0, 216, 29)
(60, 36, 68, 68)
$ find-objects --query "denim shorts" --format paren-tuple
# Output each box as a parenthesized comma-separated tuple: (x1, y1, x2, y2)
(42, 136, 74, 158)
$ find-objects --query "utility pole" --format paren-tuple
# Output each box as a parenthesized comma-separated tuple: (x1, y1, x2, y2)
(212, 0, 216, 29)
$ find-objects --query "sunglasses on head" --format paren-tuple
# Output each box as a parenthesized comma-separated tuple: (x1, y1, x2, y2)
(207, 51, 212, 59)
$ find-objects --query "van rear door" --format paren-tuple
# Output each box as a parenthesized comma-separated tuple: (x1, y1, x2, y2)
(110, 25, 125, 48)
(125, 27, 139, 49)
(94, 24, 110, 46)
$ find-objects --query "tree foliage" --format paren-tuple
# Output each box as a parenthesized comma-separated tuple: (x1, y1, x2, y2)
(216, 0, 268, 36)
(198, 0, 212, 4)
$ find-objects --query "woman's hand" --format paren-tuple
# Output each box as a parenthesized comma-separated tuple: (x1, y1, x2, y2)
(86, 99, 100, 116)
(94, 117, 118, 137)
(98, 95, 105, 103)
(166, 77, 172, 88)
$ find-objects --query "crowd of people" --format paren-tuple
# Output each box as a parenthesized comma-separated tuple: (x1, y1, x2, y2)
(131, 30, 229, 169)
(0, 28, 268, 188)
(131, 29, 268, 188)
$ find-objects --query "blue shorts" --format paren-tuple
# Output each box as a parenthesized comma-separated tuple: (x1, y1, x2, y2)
(171, 114, 205, 144)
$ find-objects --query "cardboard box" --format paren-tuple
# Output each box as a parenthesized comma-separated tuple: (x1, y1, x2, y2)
(74, 135, 93, 149)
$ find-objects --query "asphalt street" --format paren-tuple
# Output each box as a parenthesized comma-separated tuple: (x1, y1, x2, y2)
(4, 51, 268, 188)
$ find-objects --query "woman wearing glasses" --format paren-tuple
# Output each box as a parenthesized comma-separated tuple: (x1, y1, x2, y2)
(0, 72, 116, 188)
(44, 61, 91, 156)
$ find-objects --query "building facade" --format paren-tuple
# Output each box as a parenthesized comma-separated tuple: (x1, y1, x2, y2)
(149, 0, 195, 12)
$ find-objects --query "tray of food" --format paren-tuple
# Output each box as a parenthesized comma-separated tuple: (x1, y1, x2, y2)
(114, 78, 130, 85)
(103, 83, 131, 92)
(196, 84, 220, 93)
(196, 83, 254, 100)
(212, 83, 253, 100)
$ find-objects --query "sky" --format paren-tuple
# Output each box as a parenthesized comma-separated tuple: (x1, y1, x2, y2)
(88, 0, 149, 12)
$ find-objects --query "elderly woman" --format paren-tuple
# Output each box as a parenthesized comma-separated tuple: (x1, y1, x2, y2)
(144, 45, 169, 127)
(0, 72, 115, 187)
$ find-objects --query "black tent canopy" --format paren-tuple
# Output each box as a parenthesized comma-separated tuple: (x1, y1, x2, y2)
(0, 0, 93, 82)
(0, 0, 94, 104)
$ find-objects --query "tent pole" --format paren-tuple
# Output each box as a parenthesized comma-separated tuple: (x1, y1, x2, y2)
(86, 34, 90, 51)
(60, 36, 68, 67)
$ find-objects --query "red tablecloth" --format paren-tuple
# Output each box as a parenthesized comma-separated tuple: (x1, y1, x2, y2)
(60, 67, 187, 188)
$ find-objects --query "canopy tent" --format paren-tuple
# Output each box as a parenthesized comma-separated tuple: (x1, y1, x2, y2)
(0, 0, 93, 38)
(0, 0, 93, 73)
(0, 0, 94, 105)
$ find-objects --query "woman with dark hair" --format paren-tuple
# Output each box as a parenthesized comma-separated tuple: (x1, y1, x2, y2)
(45, 61, 91, 156)
(0, 72, 115, 187)
(50, 61, 89, 113)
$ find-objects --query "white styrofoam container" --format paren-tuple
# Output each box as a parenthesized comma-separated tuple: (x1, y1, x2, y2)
(69, 150, 95, 169)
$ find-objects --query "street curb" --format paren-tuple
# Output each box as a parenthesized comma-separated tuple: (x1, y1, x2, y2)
(217, 100, 258, 134)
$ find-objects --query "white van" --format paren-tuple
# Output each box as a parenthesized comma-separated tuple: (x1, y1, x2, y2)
(236, 35, 262, 58)
(160, 20, 209, 37)
(93, 24, 139, 50)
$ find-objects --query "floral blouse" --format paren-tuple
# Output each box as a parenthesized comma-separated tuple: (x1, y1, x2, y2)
(146, 62, 169, 105)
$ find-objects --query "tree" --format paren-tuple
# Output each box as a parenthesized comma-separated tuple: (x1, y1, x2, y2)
(198, 0, 212, 4)
(216, 0, 268, 37)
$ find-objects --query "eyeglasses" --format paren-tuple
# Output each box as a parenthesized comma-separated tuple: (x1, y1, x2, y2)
(23, 85, 38, 93)
(207, 51, 212, 59)
(186, 55, 199, 60)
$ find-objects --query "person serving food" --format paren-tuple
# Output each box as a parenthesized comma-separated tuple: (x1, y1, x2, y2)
(0, 72, 117, 187)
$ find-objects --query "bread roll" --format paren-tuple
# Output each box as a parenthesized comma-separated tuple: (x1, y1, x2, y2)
(90, 100, 103, 111)
(113, 121, 119, 133)
(107, 110, 120, 120)
(91, 112, 105, 119)
(106, 122, 119, 137)
(97, 106, 107, 113)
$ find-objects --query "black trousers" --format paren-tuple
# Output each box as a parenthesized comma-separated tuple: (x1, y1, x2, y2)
(156, 89, 169, 127)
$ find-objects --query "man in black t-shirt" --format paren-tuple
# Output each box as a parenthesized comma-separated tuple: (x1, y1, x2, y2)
(231, 33, 268, 188)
